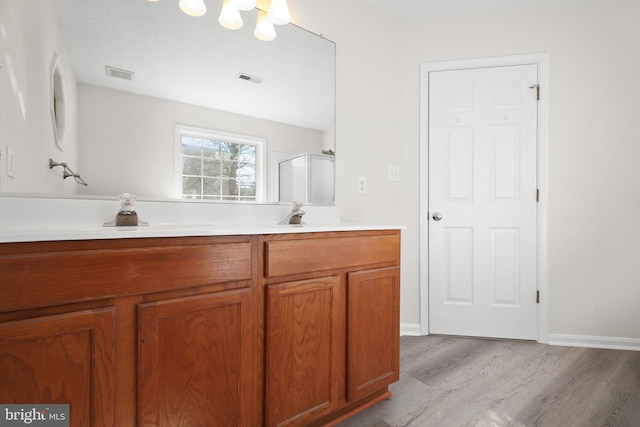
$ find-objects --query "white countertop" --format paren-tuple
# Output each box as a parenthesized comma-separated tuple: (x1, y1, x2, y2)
(0, 222, 403, 243)
(0, 195, 403, 243)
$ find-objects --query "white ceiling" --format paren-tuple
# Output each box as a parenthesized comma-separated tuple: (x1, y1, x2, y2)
(363, 0, 614, 22)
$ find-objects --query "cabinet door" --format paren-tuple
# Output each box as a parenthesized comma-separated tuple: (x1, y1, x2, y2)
(138, 289, 253, 427)
(0, 307, 115, 427)
(265, 276, 341, 427)
(347, 267, 400, 401)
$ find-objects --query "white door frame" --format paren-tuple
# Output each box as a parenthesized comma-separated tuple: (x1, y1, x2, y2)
(419, 53, 550, 343)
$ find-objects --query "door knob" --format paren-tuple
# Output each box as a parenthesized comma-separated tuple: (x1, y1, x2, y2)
(432, 212, 443, 221)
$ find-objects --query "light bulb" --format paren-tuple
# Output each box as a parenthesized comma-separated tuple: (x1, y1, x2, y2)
(231, 0, 256, 11)
(179, 0, 207, 16)
(219, 0, 243, 29)
(267, 0, 290, 25)
(254, 11, 276, 41)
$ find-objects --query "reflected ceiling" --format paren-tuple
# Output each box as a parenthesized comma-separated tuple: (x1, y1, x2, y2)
(52, 0, 334, 131)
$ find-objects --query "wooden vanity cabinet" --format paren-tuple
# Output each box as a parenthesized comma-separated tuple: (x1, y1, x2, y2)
(265, 275, 343, 426)
(262, 230, 401, 426)
(0, 229, 400, 427)
(346, 267, 400, 402)
(138, 288, 254, 427)
(0, 236, 256, 427)
(0, 307, 116, 427)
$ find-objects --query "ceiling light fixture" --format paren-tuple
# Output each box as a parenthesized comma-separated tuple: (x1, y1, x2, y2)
(267, 0, 290, 25)
(147, 0, 290, 41)
(178, 0, 207, 17)
(218, 0, 243, 29)
(230, 0, 256, 11)
(254, 10, 276, 41)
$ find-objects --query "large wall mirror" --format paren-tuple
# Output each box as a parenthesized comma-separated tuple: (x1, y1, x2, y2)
(0, 0, 335, 204)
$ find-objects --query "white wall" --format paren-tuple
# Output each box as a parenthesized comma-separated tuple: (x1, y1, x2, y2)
(289, 0, 413, 321)
(398, 0, 640, 340)
(0, 0, 78, 195)
(77, 83, 324, 200)
(294, 0, 640, 341)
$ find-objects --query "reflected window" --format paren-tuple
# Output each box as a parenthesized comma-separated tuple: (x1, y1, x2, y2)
(176, 125, 265, 201)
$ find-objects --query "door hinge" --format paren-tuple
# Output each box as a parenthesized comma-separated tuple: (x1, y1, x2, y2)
(536, 290, 540, 304)
(529, 84, 540, 101)
(536, 189, 540, 202)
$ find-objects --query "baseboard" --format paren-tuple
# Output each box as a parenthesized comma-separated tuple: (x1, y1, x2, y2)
(396, 330, 640, 351)
(548, 333, 640, 351)
(400, 323, 422, 336)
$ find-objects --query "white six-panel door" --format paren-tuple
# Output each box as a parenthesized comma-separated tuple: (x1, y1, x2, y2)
(428, 65, 538, 340)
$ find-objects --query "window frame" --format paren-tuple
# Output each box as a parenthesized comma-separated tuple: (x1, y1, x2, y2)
(175, 124, 266, 202)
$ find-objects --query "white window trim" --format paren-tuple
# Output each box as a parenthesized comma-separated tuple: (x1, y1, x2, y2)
(175, 124, 266, 202)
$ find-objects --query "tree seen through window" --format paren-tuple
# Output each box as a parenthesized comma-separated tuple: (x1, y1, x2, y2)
(180, 135, 257, 201)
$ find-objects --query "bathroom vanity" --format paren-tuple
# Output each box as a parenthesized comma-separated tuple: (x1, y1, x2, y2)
(0, 227, 400, 426)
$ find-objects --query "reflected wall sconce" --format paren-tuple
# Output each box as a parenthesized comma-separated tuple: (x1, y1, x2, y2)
(148, 0, 291, 41)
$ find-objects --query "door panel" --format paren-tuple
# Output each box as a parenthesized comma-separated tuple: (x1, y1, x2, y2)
(447, 127, 474, 201)
(444, 228, 474, 304)
(429, 64, 538, 340)
(138, 289, 253, 427)
(490, 228, 520, 305)
(0, 308, 115, 427)
(492, 125, 521, 201)
(346, 267, 400, 401)
(265, 276, 340, 427)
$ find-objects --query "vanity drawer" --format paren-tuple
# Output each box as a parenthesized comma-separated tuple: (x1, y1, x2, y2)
(264, 232, 400, 278)
(0, 237, 253, 313)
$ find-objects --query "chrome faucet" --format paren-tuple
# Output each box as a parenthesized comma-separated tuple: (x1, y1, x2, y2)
(281, 202, 305, 225)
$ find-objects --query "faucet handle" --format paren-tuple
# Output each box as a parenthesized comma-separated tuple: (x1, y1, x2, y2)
(119, 193, 136, 211)
(293, 201, 303, 210)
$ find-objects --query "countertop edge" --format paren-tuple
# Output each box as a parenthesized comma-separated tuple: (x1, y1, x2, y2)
(0, 224, 406, 244)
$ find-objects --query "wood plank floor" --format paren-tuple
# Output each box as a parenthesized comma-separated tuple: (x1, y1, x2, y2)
(338, 335, 640, 426)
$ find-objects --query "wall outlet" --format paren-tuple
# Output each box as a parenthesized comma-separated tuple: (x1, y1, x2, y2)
(388, 164, 400, 182)
(357, 176, 367, 194)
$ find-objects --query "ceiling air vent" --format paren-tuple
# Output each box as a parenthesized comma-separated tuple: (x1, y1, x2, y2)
(105, 66, 135, 81)
(237, 73, 264, 84)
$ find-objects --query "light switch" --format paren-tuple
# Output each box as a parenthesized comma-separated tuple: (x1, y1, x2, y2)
(388, 165, 400, 182)
(7, 146, 15, 178)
